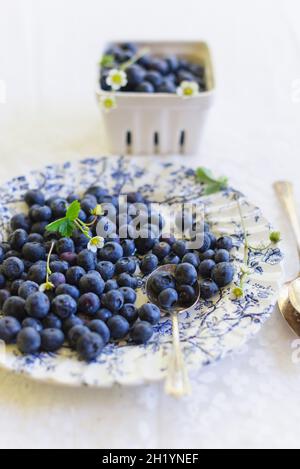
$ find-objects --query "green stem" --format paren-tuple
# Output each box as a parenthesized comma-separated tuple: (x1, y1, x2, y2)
(74, 219, 92, 239)
(46, 241, 55, 283)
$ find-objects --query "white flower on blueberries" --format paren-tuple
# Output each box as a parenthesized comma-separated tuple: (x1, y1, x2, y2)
(39, 281, 55, 292)
(177, 81, 200, 98)
(91, 204, 104, 216)
(106, 69, 128, 91)
(99, 95, 117, 112)
(87, 236, 105, 253)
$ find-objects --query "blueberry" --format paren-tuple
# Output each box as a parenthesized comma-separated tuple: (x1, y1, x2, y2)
(104, 279, 119, 292)
(85, 186, 109, 203)
(10, 279, 24, 295)
(120, 304, 138, 324)
(182, 252, 200, 269)
(115, 257, 136, 275)
(172, 241, 187, 258)
(165, 55, 179, 72)
(88, 319, 110, 344)
(49, 272, 66, 288)
(76, 332, 104, 361)
(144, 71, 163, 88)
(79, 273, 105, 296)
(22, 242, 45, 262)
(0, 290, 11, 308)
(0, 247, 4, 264)
(61, 317, 82, 335)
(200, 249, 215, 261)
(52, 294, 77, 319)
(9, 229, 28, 251)
(60, 252, 77, 265)
(211, 262, 234, 287)
(49, 198, 67, 218)
(152, 242, 171, 260)
(0, 316, 21, 343)
(150, 272, 175, 294)
(95, 308, 113, 322)
(98, 242, 123, 263)
(198, 233, 211, 253)
(178, 285, 197, 306)
(41, 328, 64, 352)
(215, 249, 230, 263)
(176, 70, 195, 83)
(2, 257, 24, 280)
(77, 249, 96, 271)
(119, 287, 136, 304)
(56, 238, 75, 255)
(163, 253, 180, 265)
(126, 65, 145, 87)
(66, 266, 86, 286)
(137, 54, 152, 68)
(55, 283, 80, 300)
(11, 213, 31, 232)
(22, 317, 43, 332)
(159, 233, 176, 246)
(157, 80, 177, 93)
(27, 263, 47, 284)
(0, 274, 6, 289)
(72, 230, 89, 250)
(3, 296, 26, 321)
(25, 292, 50, 319)
(117, 273, 138, 289)
(216, 236, 233, 251)
(80, 195, 97, 215)
(121, 239, 136, 257)
(121, 42, 138, 54)
(17, 327, 41, 353)
(140, 254, 159, 275)
(24, 190, 45, 207)
(158, 288, 178, 309)
(78, 293, 100, 315)
(200, 279, 219, 299)
(102, 290, 124, 313)
(199, 259, 216, 278)
(49, 260, 69, 274)
(96, 261, 115, 281)
(30, 221, 48, 235)
(135, 232, 156, 255)
(29, 205, 52, 222)
(138, 303, 160, 325)
(97, 217, 117, 238)
(130, 321, 153, 344)
(149, 58, 169, 75)
(136, 81, 155, 93)
(175, 263, 197, 286)
(107, 315, 129, 340)
(68, 325, 90, 348)
(27, 234, 44, 245)
(42, 314, 62, 330)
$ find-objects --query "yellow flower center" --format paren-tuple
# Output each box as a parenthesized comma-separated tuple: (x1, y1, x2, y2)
(104, 98, 114, 109)
(112, 74, 122, 85)
(90, 238, 99, 246)
(183, 87, 194, 96)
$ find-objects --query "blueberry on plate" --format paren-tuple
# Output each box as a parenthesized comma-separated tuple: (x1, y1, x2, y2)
(22, 317, 43, 332)
(115, 257, 136, 275)
(152, 242, 171, 260)
(158, 288, 178, 309)
(49, 198, 67, 218)
(198, 233, 211, 253)
(62, 315, 83, 334)
(117, 273, 138, 289)
(55, 238, 75, 255)
(30, 221, 48, 235)
(52, 294, 77, 319)
(78, 292, 101, 315)
(76, 332, 104, 361)
(2, 257, 25, 280)
(172, 240, 187, 258)
(130, 321, 154, 345)
(214, 249, 230, 263)
(102, 290, 124, 313)
(29, 205, 52, 222)
(10, 279, 24, 296)
(0, 274, 5, 289)
(88, 319, 110, 344)
(119, 304, 138, 324)
(178, 285, 197, 306)
(68, 325, 90, 348)
(182, 252, 200, 269)
(41, 328, 65, 352)
(25, 292, 50, 319)
(42, 314, 62, 330)
(159, 233, 176, 246)
(119, 287, 136, 304)
(0, 316, 21, 343)
(211, 262, 234, 287)
(27, 263, 47, 284)
(60, 252, 77, 265)
(135, 231, 156, 255)
(79, 273, 105, 296)
(9, 229, 28, 251)
(140, 254, 159, 275)
(175, 263, 197, 286)
(95, 308, 113, 322)
(150, 271, 175, 294)
(98, 242, 124, 263)
(199, 259, 216, 278)
(207, 232, 217, 249)
(80, 195, 97, 215)
(49, 272, 66, 288)
(104, 279, 119, 292)
(135, 81, 155, 93)
(96, 261, 115, 281)
(77, 249, 96, 271)
(55, 283, 80, 300)
(3, 296, 26, 321)
(84, 186, 109, 203)
(66, 266, 86, 286)
(10, 213, 31, 232)
(24, 190, 45, 207)
(0, 290, 11, 309)
(22, 242, 46, 262)
(17, 327, 41, 354)
(216, 236, 233, 252)
(162, 253, 180, 265)
(200, 279, 219, 299)
(121, 239, 136, 257)
(200, 249, 215, 261)
(107, 315, 130, 340)
(138, 303, 160, 325)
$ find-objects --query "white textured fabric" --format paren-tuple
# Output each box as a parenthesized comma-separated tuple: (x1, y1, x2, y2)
(0, 0, 300, 450)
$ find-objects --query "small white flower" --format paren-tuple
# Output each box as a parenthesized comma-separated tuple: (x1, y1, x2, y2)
(39, 281, 54, 292)
(91, 204, 104, 216)
(99, 95, 117, 112)
(177, 80, 200, 98)
(106, 69, 128, 91)
(87, 236, 105, 253)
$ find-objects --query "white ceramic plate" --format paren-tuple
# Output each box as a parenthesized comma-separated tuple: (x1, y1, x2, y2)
(0, 156, 283, 387)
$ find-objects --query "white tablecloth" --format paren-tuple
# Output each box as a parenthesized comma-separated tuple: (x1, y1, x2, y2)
(0, 0, 300, 449)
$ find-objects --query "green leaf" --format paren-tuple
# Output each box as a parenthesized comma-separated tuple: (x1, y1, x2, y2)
(46, 217, 75, 238)
(195, 167, 216, 184)
(66, 200, 81, 221)
(99, 54, 114, 67)
(203, 182, 224, 195)
(196, 167, 228, 195)
(46, 218, 66, 233)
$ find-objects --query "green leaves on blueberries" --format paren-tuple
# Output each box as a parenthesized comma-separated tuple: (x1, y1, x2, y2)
(195, 167, 228, 195)
(46, 200, 81, 238)
(66, 200, 81, 221)
(100, 54, 115, 68)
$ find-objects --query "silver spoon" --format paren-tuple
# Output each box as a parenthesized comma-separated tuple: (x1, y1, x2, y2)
(274, 181, 300, 334)
(146, 264, 200, 398)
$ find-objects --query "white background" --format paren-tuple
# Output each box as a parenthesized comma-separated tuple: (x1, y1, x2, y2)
(1, 0, 300, 449)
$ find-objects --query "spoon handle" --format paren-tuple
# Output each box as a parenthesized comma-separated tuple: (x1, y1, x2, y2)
(164, 313, 191, 398)
(274, 181, 300, 256)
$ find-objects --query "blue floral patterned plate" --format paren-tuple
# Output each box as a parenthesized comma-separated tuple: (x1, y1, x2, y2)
(0, 157, 283, 387)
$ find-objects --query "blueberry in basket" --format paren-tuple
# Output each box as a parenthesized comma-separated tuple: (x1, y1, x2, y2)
(99, 42, 206, 94)
(0, 186, 235, 362)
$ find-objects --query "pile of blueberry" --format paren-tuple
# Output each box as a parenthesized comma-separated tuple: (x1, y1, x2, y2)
(0, 186, 234, 362)
(100, 42, 206, 94)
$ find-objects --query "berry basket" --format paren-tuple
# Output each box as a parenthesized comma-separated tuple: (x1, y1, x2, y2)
(96, 41, 215, 155)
